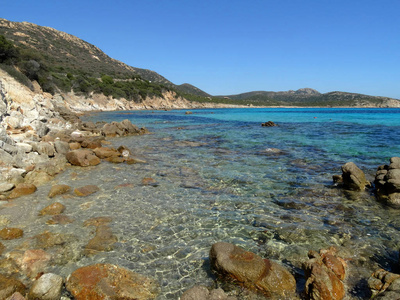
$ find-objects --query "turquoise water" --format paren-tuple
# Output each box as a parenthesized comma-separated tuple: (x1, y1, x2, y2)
(2, 108, 400, 299)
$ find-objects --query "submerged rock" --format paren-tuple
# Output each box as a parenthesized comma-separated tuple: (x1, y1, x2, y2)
(74, 185, 100, 197)
(48, 184, 71, 198)
(303, 247, 346, 300)
(261, 121, 277, 127)
(39, 202, 66, 216)
(0, 274, 26, 300)
(0, 228, 23, 240)
(209, 242, 296, 297)
(181, 286, 236, 300)
(66, 263, 159, 299)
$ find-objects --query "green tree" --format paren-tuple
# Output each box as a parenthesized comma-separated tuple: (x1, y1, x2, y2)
(0, 35, 19, 63)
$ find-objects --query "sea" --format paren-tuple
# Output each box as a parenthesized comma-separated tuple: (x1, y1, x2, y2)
(3, 107, 400, 299)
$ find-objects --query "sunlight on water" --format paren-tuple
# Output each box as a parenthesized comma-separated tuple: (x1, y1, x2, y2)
(2, 108, 400, 299)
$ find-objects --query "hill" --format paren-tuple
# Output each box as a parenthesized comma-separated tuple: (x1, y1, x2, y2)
(0, 18, 399, 108)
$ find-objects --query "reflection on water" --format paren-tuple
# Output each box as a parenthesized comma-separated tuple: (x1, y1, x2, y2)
(2, 108, 400, 299)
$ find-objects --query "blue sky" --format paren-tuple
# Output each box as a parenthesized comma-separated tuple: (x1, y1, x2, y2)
(1, 0, 399, 98)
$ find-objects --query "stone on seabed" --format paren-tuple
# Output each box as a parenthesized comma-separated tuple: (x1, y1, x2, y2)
(209, 242, 296, 297)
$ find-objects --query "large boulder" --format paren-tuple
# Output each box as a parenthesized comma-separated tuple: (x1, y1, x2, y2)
(341, 162, 368, 191)
(375, 157, 400, 207)
(66, 263, 159, 299)
(303, 247, 346, 300)
(66, 149, 101, 167)
(209, 242, 296, 297)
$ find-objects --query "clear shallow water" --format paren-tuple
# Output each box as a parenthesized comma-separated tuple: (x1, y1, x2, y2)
(2, 108, 400, 299)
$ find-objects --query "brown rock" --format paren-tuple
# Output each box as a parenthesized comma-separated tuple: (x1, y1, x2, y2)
(0, 228, 23, 240)
(105, 156, 125, 163)
(6, 291, 26, 300)
(141, 178, 158, 186)
(46, 215, 74, 225)
(69, 142, 81, 150)
(303, 247, 346, 300)
(83, 217, 113, 227)
(0, 242, 5, 255)
(209, 242, 296, 297)
(93, 147, 121, 159)
(84, 225, 118, 255)
(20, 249, 51, 278)
(81, 138, 103, 149)
(0, 274, 26, 300)
(66, 263, 159, 299)
(368, 269, 400, 298)
(39, 202, 66, 216)
(126, 157, 147, 164)
(33, 231, 68, 249)
(66, 149, 101, 167)
(341, 162, 367, 191)
(74, 185, 100, 197)
(8, 183, 37, 199)
(48, 184, 71, 198)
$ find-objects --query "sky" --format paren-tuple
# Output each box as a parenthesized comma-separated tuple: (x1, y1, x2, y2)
(1, 0, 399, 98)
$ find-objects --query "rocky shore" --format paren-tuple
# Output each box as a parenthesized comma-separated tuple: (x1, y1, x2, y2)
(3, 69, 400, 299)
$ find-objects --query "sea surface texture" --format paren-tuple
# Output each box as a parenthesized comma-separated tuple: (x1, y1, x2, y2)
(4, 108, 400, 299)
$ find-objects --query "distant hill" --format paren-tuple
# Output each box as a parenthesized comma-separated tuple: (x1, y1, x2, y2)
(221, 88, 400, 107)
(0, 18, 399, 107)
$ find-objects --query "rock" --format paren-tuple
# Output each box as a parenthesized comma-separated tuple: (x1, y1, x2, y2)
(209, 242, 296, 297)
(31, 120, 50, 138)
(0, 149, 14, 165)
(66, 263, 159, 299)
(74, 185, 100, 197)
(39, 202, 66, 216)
(0, 228, 23, 240)
(16, 142, 33, 153)
(126, 157, 147, 164)
(54, 140, 70, 155)
(66, 149, 101, 167)
(0, 274, 26, 300)
(341, 162, 367, 191)
(261, 121, 277, 127)
(8, 183, 37, 199)
(6, 292, 26, 300)
(368, 269, 400, 299)
(34, 231, 68, 249)
(185, 111, 193, 115)
(83, 216, 112, 227)
(68, 142, 80, 150)
(141, 177, 158, 187)
(303, 247, 346, 300)
(101, 123, 123, 137)
(46, 215, 74, 225)
(48, 184, 71, 198)
(34, 142, 55, 157)
(80, 138, 103, 149)
(24, 171, 54, 186)
(332, 175, 343, 184)
(375, 158, 400, 207)
(0, 182, 15, 193)
(93, 147, 121, 159)
(181, 286, 236, 300)
(84, 225, 118, 255)
(0, 242, 5, 255)
(117, 145, 131, 156)
(28, 273, 63, 300)
(105, 156, 125, 163)
(20, 249, 51, 278)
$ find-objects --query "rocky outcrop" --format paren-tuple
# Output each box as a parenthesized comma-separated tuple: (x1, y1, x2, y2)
(334, 162, 369, 191)
(375, 157, 400, 207)
(209, 242, 296, 297)
(303, 247, 347, 300)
